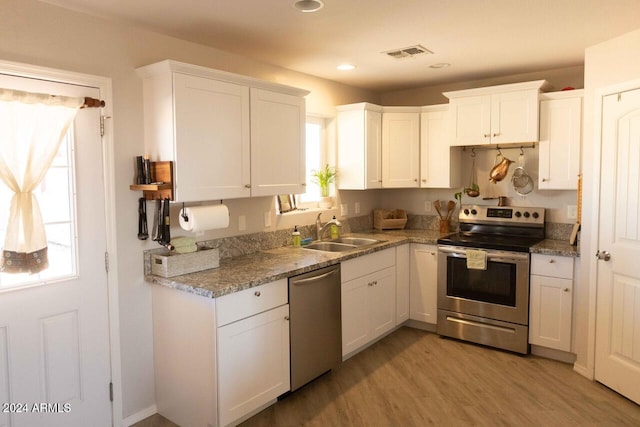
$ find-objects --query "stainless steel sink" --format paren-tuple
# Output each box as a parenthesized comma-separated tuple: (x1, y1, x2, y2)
(303, 237, 385, 252)
(330, 237, 383, 246)
(304, 242, 357, 252)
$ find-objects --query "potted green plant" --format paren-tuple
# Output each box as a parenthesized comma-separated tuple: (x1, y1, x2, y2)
(311, 164, 337, 208)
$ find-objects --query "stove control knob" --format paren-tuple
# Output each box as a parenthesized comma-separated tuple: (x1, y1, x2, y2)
(515, 211, 522, 218)
(471, 209, 478, 215)
(524, 211, 531, 218)
(532, 212, 539, 219)
(463, 209, 470, 215)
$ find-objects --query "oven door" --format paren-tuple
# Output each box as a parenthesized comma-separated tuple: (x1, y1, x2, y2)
(437, 245, 530, 325)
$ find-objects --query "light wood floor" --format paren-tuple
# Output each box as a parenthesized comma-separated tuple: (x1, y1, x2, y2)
(134, 327, 640, 426)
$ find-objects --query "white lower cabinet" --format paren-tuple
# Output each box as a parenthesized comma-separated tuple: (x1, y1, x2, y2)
(217, 304, 290, 426)
(151, 279, 290, 427)
(529, 254, 574, 352)
(395, 244, 410, 324)
(341, 248, 396, 357)
(216, 279, 290, 426)
(409, 244, 438, 324)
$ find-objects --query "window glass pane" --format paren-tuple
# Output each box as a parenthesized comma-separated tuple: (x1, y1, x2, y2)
(300, 121, 322, 203)
(37, 166, 72, 223)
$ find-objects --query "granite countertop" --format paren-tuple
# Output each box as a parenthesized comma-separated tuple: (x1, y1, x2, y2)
(530, 239, 580, 257)
(146, 230, 578, 298)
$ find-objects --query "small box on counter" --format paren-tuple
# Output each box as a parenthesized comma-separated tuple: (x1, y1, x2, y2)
(151, 248, 220, 277)
(373, 209, 407, 230)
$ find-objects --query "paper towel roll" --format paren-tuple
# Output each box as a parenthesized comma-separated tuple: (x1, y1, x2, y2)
(179, 204, 229, 232)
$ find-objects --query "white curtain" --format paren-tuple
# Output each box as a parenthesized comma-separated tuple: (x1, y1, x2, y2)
(0, 88, 83, 274)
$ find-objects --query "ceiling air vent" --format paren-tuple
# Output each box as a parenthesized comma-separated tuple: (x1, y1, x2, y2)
(383, 45, 434, 60)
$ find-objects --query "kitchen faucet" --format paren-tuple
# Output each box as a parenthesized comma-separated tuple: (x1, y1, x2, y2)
(316, 213, 341, 240)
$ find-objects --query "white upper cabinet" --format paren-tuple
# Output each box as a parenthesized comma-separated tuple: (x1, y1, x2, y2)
(337, 103, 383, 190)
(250, 88, 306, 196)
(445, 80, 548, 146)
(137, 60, 308, 202)
(382, 108, 420, 188)
(538, 90, 583, 190)
(420, 105, 461, 188)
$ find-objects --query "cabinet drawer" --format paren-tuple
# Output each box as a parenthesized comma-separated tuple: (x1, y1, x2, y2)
(531, 254, 573, 279)
(341, 248, 395, 282)
(216, 279, 288, 327)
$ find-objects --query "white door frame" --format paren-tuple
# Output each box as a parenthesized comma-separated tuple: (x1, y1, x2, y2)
(0, 59, 122, 425)
(583, 78, 640, 380)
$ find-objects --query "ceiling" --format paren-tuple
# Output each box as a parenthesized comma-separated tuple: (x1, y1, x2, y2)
(40, 0, 640, 92)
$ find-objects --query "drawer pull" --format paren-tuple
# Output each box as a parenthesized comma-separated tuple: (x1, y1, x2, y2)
(254, 291, 261, 297)
(549, 259, 555, 263)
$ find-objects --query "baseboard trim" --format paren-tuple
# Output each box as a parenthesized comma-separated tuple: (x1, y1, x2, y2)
(530, 345, 576, 364)
(573, 362, 594, 380)
(122, 404, 158, 427)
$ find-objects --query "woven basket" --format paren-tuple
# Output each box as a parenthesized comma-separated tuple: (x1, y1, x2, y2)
(373, 209, 407, 230)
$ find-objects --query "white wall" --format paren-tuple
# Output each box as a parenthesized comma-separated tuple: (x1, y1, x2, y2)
(378, 146, 576, 223)
(577, 27, 640, 376)
(380, 65, 585, 106)
(0, 0, 379, 420)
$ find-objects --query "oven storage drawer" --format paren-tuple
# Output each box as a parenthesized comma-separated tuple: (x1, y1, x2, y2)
(437, 309, 529, 354)
(531, 254, 573, 279)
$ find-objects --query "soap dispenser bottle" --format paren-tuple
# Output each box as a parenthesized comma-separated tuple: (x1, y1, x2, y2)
(292, 225, 301, 247)
(330, 216, 339, 239)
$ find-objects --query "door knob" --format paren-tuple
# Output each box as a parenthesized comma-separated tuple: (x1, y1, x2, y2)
(595, 250, 611, 261)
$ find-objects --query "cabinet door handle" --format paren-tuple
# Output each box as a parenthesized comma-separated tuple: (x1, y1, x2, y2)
(421, 179, 427, 183)
(244, 184, 251, 188)
(284, 315, 290, 321)
(563, 288, 570, 293)
(549, 259, 555, 263)
(483, 134, 491, 138)
(414, 178, 418, 182)
(301, 183, 306, 186)
(493, 132, 500, 137)
(254, 291, 261, 297)
(542, 178, 548, 182)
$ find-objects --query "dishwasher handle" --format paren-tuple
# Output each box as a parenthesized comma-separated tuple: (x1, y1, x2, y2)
(292, 267, 339, 285)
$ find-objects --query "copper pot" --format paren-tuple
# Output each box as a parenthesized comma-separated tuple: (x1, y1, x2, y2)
(489, 155, 514, 183)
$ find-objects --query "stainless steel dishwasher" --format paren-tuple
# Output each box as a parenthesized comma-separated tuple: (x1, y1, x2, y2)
(288, 264, 342, 391)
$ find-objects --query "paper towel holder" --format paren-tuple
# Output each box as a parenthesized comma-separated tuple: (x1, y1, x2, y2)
(181, 202, 189, 222)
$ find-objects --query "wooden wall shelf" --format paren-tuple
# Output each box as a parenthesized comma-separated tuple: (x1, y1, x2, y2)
(130, 160, 174, 200)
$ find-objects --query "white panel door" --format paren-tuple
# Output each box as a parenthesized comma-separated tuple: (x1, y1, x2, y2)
(250, 88, 305, 196)
(539, 96, 582, 189)
(595, 87, 640, 405)
(381, 112, 420, 187)
(0, 76, 111, 425)
(409, 244, 438, 324)
(173, 73, 251, 201)
(490, 90, 539, 144)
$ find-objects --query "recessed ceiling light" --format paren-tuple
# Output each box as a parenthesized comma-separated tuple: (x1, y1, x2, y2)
(337, 64, 356, 71)
(429, 63, 451, 69)
(293, 0, 324, 12)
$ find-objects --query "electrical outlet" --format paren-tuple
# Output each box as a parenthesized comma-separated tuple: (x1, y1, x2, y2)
(238, 215, 246, 231)
(340, 203, 349, 217)
(567, 205, 577, 220)
(424, 201, 432, 213)
(264, 211, 271, 228)
(354, 202, 361, 215)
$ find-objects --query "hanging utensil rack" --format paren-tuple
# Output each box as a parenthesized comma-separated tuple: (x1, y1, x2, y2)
(129, 160, 174, 200)
(462, 143, 536, 153)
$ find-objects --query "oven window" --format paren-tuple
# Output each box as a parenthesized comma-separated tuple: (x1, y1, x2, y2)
(446, 256, 517, 306)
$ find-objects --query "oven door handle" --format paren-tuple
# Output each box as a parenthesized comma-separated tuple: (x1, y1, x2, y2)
(438, 246, 529, 262)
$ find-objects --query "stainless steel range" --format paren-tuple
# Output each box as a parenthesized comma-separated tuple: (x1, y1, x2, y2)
(436, 204, 545, 354)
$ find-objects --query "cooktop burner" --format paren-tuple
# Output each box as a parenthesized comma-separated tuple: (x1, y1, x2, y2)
(437, 204, 546, 252)
(437, 232, 544, 252)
